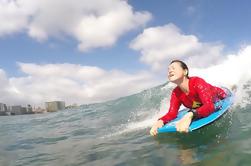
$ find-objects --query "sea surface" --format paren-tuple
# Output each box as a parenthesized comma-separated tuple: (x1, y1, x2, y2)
(1, 83, 251, 166)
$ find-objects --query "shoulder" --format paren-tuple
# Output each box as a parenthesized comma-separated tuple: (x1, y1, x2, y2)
(189, 76, 205, 83)
(172, 86, 182, 97)
(189, 76, 207, 86)
(189, 76, 209, 90)
(190, 76, 213, 92)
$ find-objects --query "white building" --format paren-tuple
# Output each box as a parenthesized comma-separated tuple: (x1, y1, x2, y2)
(45, 101, 65, 112)
(0, 103, 7, 115)
(10, 105, 22, 115)
(0, 103, 7, 111)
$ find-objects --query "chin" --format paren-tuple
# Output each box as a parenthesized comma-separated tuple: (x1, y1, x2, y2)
(169, 77, 182, 84)
(169, 77, 177, 82)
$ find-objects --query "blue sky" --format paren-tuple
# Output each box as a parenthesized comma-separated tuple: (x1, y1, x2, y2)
(2, 0, 251, 76)
(1, 0, 251, 105)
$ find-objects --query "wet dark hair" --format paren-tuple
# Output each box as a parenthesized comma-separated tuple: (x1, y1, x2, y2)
(170, 60, 189, 78)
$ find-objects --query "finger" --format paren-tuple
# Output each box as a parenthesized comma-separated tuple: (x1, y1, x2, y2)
(176, 123, 181, 132)
(150, 130, 153, 136)
(180, 126, 186, 133)
(183, 127, 189, 133)
(181, 128, 186, 133)
(181, 129, 186, 133)
(185, 127, 189, 133)
(179, 128, 184, 133)
(150, 128, 154, 135)
(181, 127, 186, 132)
(150, 128, 157, 136)
(153, 130, 157, 136)
(150, 128, 155, 136)
(175, 124, 179, 131)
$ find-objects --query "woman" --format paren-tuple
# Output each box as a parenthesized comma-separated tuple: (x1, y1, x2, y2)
(150, 60, 227, 136)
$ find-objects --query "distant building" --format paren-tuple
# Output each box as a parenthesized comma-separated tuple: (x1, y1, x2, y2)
(26, 104, 34, 114)
(9, 105, 31, 115)
(10, 105, 22, 115)
(45, 101, 65, 112)
(0, 103, 7, 111)
(0, 103, 7, 116)
(0, 104, 35, 116)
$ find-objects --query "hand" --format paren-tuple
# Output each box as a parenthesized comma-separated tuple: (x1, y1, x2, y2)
(176, 112, 193, 133)
(150, 120, 164, 136)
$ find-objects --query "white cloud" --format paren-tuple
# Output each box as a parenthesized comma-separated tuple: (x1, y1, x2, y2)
(0, 0, 151, 51)
(0, 0, 29, 35)
(0, 69, 24, 105)
(0, 63, 160, 106)
(1, 46, 251, 107)
(130, 23, 224, 71)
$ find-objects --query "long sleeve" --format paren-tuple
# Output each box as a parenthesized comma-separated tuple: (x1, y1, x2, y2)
(194, 78, 215, 118)
(214, 86, 227, 99)
(159, 90, 181, 124)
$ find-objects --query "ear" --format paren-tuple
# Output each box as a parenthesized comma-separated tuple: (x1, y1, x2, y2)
(184, 70, 188, 76)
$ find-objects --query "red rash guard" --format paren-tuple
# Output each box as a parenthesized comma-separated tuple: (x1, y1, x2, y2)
(159, 77, 227, 124)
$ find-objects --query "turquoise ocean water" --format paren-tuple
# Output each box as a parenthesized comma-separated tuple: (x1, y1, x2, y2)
(1, 83, 251, 166)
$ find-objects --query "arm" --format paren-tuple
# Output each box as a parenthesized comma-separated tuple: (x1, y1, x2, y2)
(215, 86, 227, 99)
(159, 90, 181, 124)
(175, 78, 215, 133)
(150, 90, 181, 136)
(194, 78, 215, 118)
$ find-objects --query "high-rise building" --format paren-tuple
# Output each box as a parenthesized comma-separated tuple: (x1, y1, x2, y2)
(45, 101, 65, 112)
(0, 103, 7, 115)
(10, 105, 22, 115)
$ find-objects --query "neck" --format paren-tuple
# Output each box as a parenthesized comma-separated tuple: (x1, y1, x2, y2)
(176, 77, 189, 93)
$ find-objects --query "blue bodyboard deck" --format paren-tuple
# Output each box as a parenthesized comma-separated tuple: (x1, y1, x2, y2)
(157, 91, 234, 133)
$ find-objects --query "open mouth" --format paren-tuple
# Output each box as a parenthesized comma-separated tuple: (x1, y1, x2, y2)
(169, 73, 174, 78)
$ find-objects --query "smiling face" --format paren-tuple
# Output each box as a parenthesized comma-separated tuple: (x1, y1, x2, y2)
(168, 62, 187, 83)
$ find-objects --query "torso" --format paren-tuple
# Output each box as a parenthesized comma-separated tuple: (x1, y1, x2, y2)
(173, 77, 215, 109)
